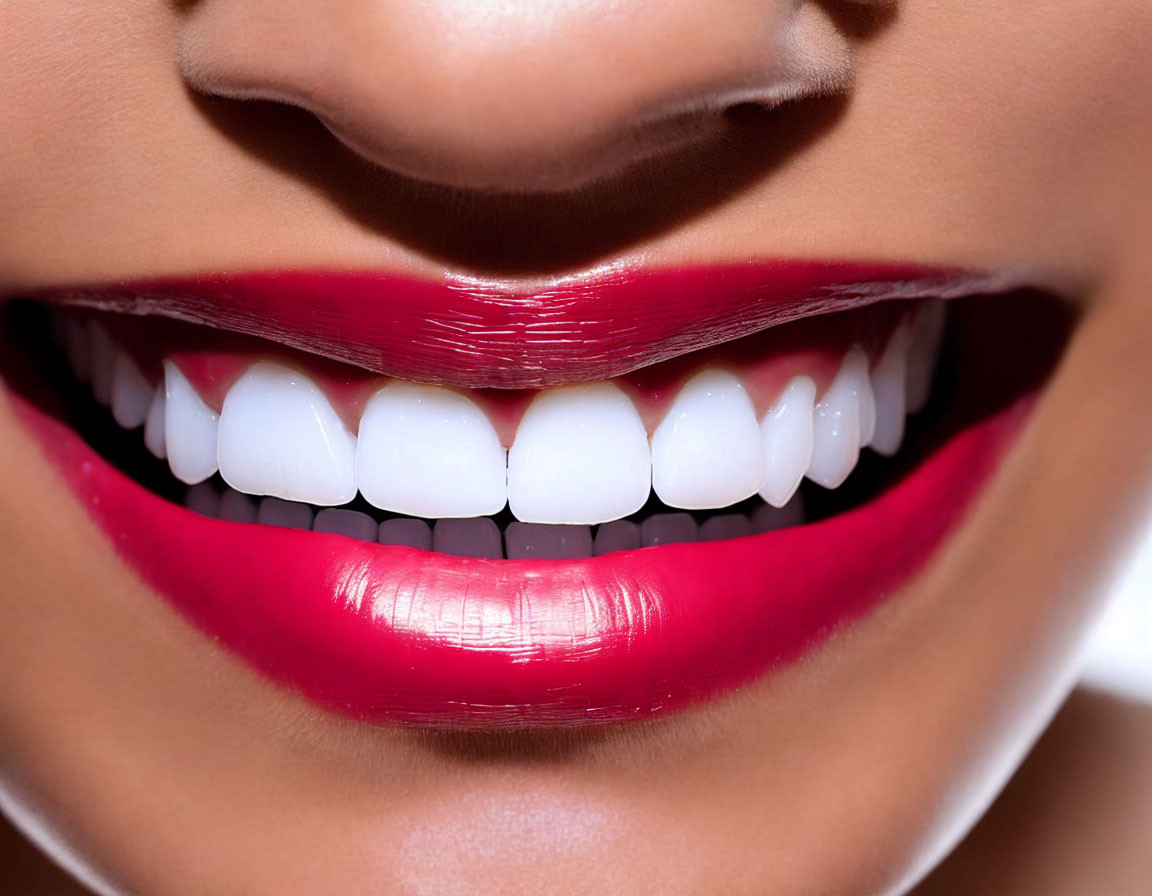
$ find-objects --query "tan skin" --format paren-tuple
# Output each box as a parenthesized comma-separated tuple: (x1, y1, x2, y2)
(7, 690, 1152, 895)
(1, 1, 1151, 893)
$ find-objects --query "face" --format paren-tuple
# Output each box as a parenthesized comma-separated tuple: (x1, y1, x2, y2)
(1, 2, 1150, 894)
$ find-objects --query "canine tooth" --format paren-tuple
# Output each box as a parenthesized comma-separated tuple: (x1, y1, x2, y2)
(505, 523, 593, 560)
(593, 520, 642, 555)
(357, 383, 506, 519)
(217, 362, 357, 506)
(89, 322, 116, 406)
(640, 512, 698, 548)
(699, 513, 752, 542)
(184, 482, 218, 518)
(906, 300, 947, 413)
(256, 497, 314, 530)
(432, 518, 503, 559)
(379, 518, 433, 550)
(218, 489, 256, 524)
(144, 388, 167, 459)
(806, 350, 867, 489)
(758, 376, 816, 508)
(163, 361, 219, 485)
(314, 508, 378, 541)
(652, 370, 764, 510)
(508, 383, 650, 525)
(110, 352, 153, 430)
(65, 317, 92, 383)
(869, 323, 911, 456)
(752, 496, 806, 533)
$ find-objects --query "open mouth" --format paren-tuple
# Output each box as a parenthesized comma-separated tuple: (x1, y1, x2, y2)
(2, 263, 1071, 726)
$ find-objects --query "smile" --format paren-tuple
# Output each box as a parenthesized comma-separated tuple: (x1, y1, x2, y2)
(3, 262, 1070, 726)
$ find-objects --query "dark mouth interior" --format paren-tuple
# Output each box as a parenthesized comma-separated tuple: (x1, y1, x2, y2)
(4, 292, 1074, 559)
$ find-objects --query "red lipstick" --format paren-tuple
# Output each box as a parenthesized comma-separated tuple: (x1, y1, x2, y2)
(32, 262, 1016, 388)
(4, 274, 1066, 726)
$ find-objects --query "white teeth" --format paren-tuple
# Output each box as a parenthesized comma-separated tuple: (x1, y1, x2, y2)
(806, 347, 869, 489)
(89, 322, 116, 407)
(356, 383, 506, 519)
(652, 370, 765, 509)
(869, 322, 911, 456)
(70, 299, 948, 530)
(163, 361, 220, 485)
(217, 361, 357, 506)
(758, 376, 816, 508)
(508, 382, 650, 525)
(110, 352, 153, 430)
(143, 387, 167, 459)
(906, 300, 947, 414)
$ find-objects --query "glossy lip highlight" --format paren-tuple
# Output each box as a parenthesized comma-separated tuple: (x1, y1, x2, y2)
(3, 285, 1066, 727)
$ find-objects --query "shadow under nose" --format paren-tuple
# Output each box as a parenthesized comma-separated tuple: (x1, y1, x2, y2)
(190, 94, 852, 276)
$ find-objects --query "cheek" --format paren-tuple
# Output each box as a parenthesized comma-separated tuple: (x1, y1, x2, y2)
(912, 5, 1152, 228)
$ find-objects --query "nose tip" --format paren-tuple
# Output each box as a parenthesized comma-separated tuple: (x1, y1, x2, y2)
(181, 1, 862, 191)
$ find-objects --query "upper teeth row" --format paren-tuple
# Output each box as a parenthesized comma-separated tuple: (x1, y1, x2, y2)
(62, 303, 946, 526)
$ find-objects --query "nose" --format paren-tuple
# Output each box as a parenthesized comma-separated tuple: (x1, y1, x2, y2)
(179, 1, 868, 191)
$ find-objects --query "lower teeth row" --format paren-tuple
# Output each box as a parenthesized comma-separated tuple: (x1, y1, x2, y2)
(184, 482, 806, 559)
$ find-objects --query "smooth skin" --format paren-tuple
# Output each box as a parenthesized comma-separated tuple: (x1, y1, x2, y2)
(1, 2, 1151, 894)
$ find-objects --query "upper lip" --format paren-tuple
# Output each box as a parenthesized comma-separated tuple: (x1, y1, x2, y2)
(26, 261, 1017, 388)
